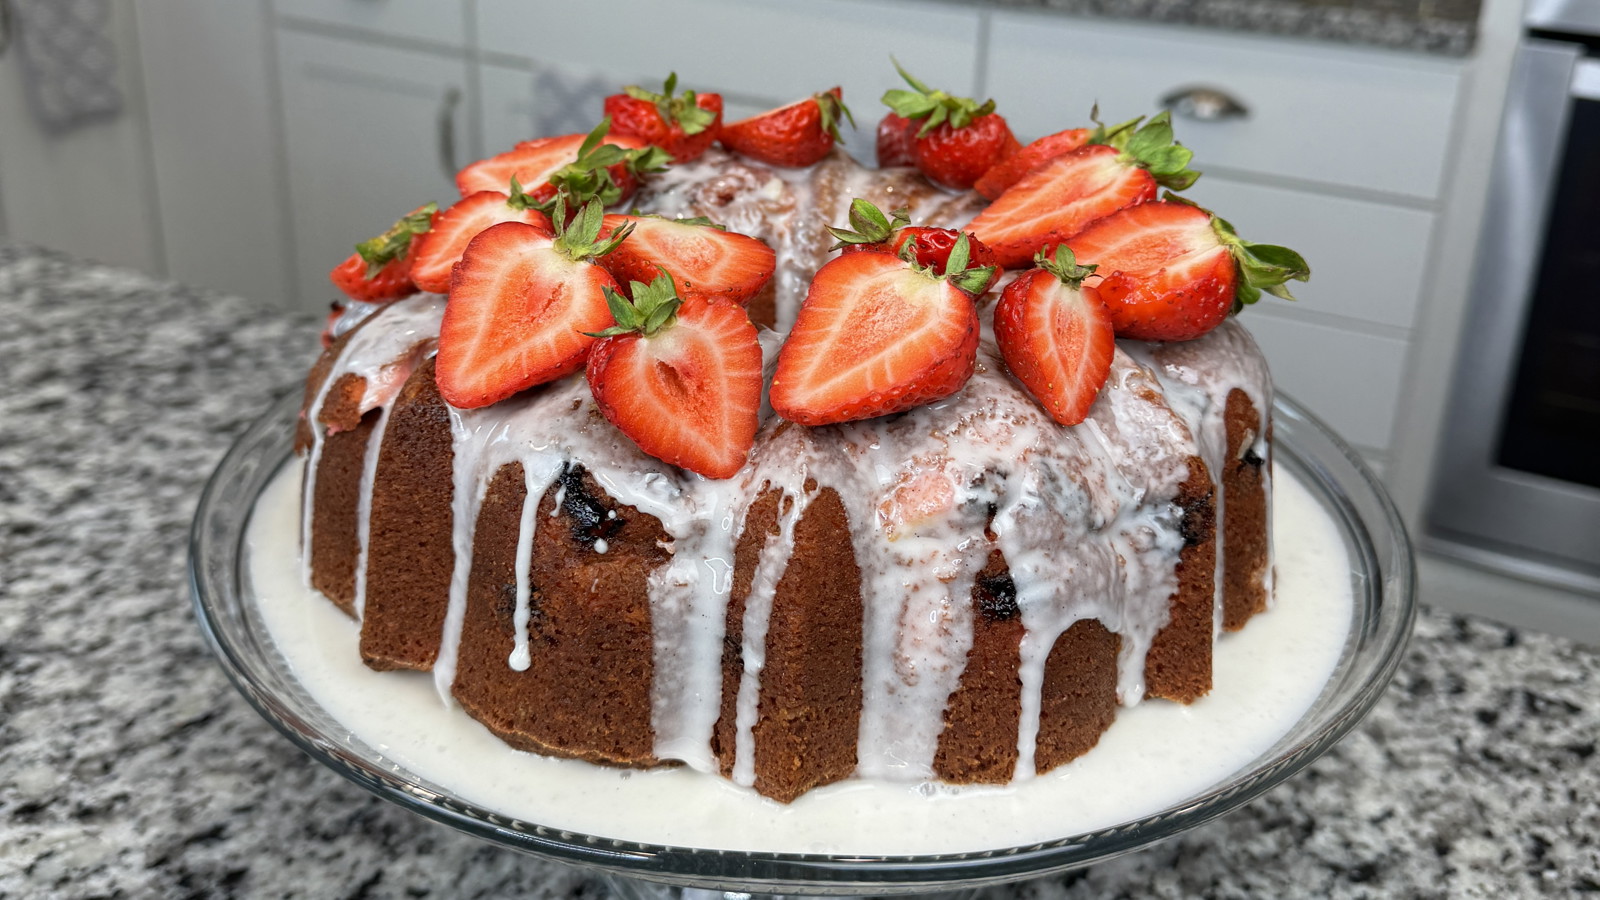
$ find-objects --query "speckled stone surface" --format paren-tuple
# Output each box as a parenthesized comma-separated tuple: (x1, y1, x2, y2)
(2, 239, 1595, 898)
(975, 0, 1480, 55)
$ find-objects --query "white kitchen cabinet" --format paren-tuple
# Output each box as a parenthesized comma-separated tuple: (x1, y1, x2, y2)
(985, 11, 1462, 201)
(474, 0, 984, 166)
(276, 29, 471, 310)
(1183, 177, 1436, 332)
(273, 0, 467, 49)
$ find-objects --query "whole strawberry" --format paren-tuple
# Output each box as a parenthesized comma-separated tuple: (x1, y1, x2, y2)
(584, 272, 763, 479)
(876, 112, 918, 167)
(825, 198, 997, 295)
(604, 73, 723, 163)
(720, 88, 853, 168)
(880, 60, 1019, 190)
(328, 203, 438, 302)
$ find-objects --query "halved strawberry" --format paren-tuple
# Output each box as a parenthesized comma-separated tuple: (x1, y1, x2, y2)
(876, 112, 917, 167)
(328, 203, 438, 302)
(410, 182, 553, 293)
(455, 121, 660, 210)
(880, 60, 1019, 190)
(973, 127, 1090, 200)
(435, 199, 632, 408)
(599, 214, 775, 306)
(584, 273, 762, 479)
(994, 246, 1114, 425)
(968, 112, 1200, 268)
(719, 88, 852, 167)
(825, 199, 997, 295)
(770, 251, 979, 425)
(1065, 198, 1310, 341)
(604, 73, 723, 163)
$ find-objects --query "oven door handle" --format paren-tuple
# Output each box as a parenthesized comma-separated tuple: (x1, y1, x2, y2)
(1570, 57, 1600, 101)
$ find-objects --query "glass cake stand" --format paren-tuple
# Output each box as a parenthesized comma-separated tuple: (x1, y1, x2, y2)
(190, 390, 1416, 896)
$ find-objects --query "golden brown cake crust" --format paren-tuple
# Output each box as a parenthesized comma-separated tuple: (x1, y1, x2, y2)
(1144, 458, 1219, 704)
(1034, 619, 1121, 773)
(307, 391, 376, 617)
(451, 463, 667, 767)
(934, 549, 1024, 784)
(360, 358, 456, 671)
(714, 483, 864, 803)
(1223, 388, 1271, 631)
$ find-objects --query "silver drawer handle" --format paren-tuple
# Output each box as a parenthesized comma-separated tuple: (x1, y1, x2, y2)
(1161, 86, 1249, 122)
(437, 86, 462, 179)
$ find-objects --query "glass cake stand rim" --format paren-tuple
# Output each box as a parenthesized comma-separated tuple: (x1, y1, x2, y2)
(189, 388, 1417, 894)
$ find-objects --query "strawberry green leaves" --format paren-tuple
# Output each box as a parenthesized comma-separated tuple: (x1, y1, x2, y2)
(880, 58, 995, 136)
(825, 198, 911, 250)
(589, 271, 683, 339)
(624, 72, 719, 136)
(1094, 110, 1200, 191)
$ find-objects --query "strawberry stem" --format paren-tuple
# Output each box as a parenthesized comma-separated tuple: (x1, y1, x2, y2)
(552, 195, 633, 262)
(1034, 245, 1096, 289)
(355, 203, 437, 278)
(624, 72, 718, 135)
(826, 198, 910, 250)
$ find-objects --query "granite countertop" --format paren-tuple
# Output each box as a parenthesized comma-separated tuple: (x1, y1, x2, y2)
(977, 0, 1481, 55)
(2, 239, 1595, 898)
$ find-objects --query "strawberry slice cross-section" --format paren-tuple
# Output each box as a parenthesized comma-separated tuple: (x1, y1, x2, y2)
(967, 111, 1201, 268)
(585, 273, 763, 479)
(435, 198, 632, 409)
(770, 250, 980, 425)
(410, 180, 553, 294)
(1065, 197, 1310, 341)
(599, 214, 776, 307)
(994, 245, 1115, 426)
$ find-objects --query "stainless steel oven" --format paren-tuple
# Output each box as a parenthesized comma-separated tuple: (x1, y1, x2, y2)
(1427, 0, 1600, 594)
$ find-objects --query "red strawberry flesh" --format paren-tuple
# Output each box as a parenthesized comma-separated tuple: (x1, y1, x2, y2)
(411, 191, 553, 294)
(994, 267, 1115, 425)
(967, 144, 1156, 268)
(435, 221, 616, 409)
(770, 251, 978, 425)
(601, 215, 775, 306)
(1065, 200, 1236, 341)
(586, 301, 761, 479)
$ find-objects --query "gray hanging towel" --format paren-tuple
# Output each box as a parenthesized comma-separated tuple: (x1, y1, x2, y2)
(8, 0, 123, 133)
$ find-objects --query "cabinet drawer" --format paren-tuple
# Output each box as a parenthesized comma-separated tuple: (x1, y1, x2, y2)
(476, 0, 982, 165)
(985, 12, 1461, 200)
(1242, 315, 1408, 452)
(1183, 176, 1436, 331)
(274, 0, 466, 48)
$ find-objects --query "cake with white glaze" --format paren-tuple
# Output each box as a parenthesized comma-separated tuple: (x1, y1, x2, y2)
(295, 72, 1297, 803)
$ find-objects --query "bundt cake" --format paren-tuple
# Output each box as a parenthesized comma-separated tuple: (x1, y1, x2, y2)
(293, 72, 1300, 804)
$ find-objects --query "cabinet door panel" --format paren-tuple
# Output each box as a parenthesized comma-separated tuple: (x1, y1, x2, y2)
(278, 31, 469, 311)
(986, 12, 1461, 200)
(476, 0, 982, 165)
(1242, 315, 1408, 452)
(1184, 177, 1435, 331)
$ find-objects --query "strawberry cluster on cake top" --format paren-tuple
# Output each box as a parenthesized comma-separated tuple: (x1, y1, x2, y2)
(323, 62, 1309, 480)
